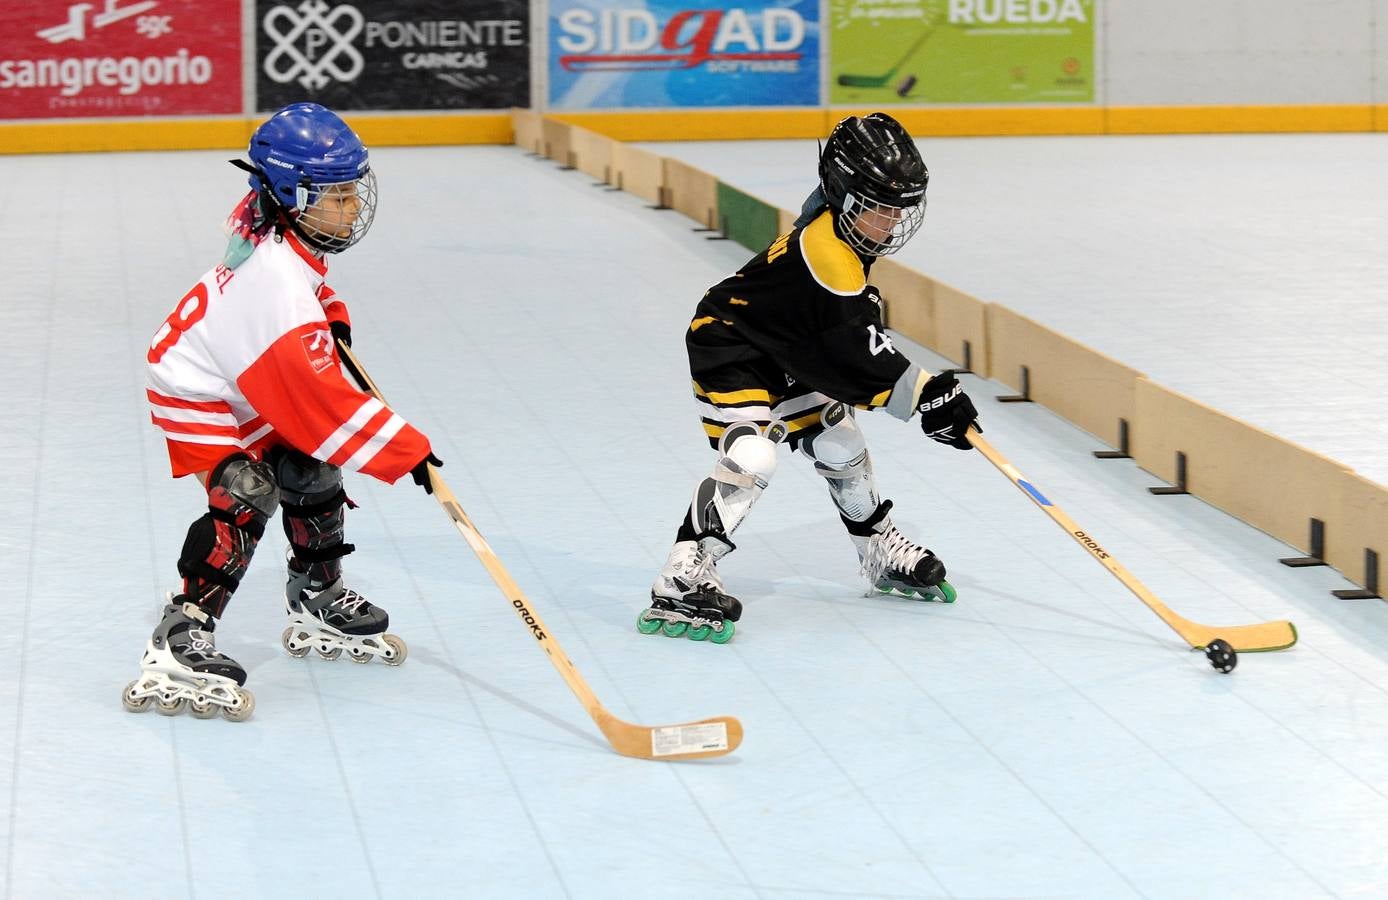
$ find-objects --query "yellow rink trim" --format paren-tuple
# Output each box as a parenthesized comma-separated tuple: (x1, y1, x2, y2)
(0, 113, 512, 155)
(543, 105, 1388, 141)
(4, 104, 1381, 155)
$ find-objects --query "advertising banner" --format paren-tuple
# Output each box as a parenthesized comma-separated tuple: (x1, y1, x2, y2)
(548, 0, 820, 109)
(829, 0, 1094, 104)
(255, 0, 530, 111)
(0, 0, 240, 119)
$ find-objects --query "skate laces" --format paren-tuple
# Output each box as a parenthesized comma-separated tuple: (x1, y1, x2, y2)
(332, 588, 370, 615)
(680, 547, 725, 592)
(861, 525, 930, 586)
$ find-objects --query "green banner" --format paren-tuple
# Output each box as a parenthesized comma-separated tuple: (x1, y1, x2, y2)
(829, 0, 1095, 104)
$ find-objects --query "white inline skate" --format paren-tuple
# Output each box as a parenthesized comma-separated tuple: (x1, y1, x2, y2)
(281, 564, 407, 665)
(122, 598, 255, 721)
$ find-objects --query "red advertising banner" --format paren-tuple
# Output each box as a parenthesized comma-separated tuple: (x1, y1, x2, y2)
(0, 0, 241, 119)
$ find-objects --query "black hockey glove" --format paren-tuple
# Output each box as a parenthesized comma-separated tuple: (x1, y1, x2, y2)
(329, 320, 352, 348)
(917, 371, 980, 451)
(410, 452, 443, 494)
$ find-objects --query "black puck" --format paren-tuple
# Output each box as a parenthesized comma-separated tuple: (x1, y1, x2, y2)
(1205, 638, 1237, 674)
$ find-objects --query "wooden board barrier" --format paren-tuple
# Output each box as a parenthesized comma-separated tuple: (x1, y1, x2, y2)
(1330, 471, 1388, 587)
(663, 157, 719, 230)
(987, 305, 1141, 449)
(511, 108, 541, 154)
(931, 280, 989, 374)
(540, 117, 573, 167)
(568, 125, 614, 183)
(777, 208, 796, 234)
(875, 258, 934, 351)
(1132, 380, 1348, 554)
(610, 142, 663, 204)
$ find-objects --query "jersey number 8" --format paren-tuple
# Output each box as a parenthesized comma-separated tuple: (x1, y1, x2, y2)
(148, 282, 210, 364)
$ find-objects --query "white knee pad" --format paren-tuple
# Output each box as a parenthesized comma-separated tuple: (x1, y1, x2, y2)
(800, 405, 880, 522)
(690, 424, 779, 541)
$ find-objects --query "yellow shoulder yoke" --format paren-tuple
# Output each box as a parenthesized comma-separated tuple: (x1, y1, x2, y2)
(800, 212, 866, 297)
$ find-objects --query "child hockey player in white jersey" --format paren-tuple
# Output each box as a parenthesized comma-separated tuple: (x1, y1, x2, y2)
(639, 113, 981, 644)
(123, 103, 442, 720)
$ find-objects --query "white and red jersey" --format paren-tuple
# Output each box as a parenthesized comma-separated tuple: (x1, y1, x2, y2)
(146, 229, 430, 481)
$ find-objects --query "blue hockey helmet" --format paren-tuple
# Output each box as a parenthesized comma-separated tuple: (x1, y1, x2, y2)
(243, 102, 377, 253)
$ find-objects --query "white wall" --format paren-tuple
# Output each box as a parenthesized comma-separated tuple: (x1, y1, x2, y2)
(1104, 0, 1383, 105)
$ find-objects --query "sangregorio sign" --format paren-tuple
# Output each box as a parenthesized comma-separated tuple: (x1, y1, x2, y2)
(548, 0, 819, 109)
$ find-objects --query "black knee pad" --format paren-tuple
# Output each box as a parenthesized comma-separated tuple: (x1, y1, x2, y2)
(177, 454, 277, 618)
(210, 453, 280, 522)
(273, 448, 343, 507)
(273, 449, 354, 574)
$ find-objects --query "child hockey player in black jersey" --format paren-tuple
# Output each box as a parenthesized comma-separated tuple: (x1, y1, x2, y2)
(638, 112, 981, 644)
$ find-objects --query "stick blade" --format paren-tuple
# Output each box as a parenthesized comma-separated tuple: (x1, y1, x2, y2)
(1180, 619, 1299, 653)
(598, 713, 744, 761)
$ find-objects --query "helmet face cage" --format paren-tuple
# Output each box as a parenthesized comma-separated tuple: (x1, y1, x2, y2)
(819, 112, 928, 257)
(837, 191, 925, 257)
(245, 102, 376, 254)
(292, 169, 378, 254)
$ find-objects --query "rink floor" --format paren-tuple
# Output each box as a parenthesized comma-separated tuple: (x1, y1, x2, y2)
(2, 139, 1387, 899)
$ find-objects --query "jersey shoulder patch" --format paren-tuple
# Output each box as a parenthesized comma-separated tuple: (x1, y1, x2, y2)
(799, 211, 866, 297)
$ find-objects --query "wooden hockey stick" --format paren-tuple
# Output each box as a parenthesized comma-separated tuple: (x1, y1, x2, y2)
(336, 341, 743, 760)
(967, 428, 1298, 652)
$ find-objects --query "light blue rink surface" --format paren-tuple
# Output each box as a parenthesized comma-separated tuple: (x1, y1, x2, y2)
(2, 144, 1387, 900)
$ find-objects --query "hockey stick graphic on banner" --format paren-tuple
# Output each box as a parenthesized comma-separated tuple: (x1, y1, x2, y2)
(967, 428, 1298, 656)
(336, 341, 744, 761)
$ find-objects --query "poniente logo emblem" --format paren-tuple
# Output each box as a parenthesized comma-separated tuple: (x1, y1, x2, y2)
(262, 0, 365, 90)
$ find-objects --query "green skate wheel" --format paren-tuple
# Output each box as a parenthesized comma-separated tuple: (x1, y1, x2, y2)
(687, 623, 712, 641)
(934, 580, 958, 603)
(636, 610, 663, 635)
(709, 620, 736, 644)
(661, 620, 689, 638)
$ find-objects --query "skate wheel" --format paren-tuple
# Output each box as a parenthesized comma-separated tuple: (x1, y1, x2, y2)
(281, 626, 310, 658)
(121, 682, 152, 713)
(316, 646, 343, 661)
(189, 699, 219, 720)
(349, 647, 372, 665)
(636, 611, 663, 635)
(933, 580, 958, 604)
(222, 688, 255, 722)
(155, 695, 187, 716)
(687, 623, 712, 641)
(382, 634, 408, 666)
(709, 620, 736, 644)
(661, 620, 689, 638)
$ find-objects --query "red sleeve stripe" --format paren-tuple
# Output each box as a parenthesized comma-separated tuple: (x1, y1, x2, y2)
(326, 404, 395, 467)
(341, 413, 407, 472)
(312, 397, 385, 461)
(146, 389, 232, 414)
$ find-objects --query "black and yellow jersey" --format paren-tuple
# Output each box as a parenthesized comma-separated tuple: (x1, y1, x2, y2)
(686, 208, 927, 426)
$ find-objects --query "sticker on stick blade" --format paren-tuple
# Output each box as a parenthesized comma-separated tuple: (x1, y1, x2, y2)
(651, 722, 729, 757)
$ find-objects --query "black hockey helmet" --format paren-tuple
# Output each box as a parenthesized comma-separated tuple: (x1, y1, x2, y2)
(818, 113, 928, 256)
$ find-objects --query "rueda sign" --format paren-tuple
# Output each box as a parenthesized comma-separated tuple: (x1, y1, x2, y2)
(0, 0, 240, 118)
(829, 0, 1094, 104)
